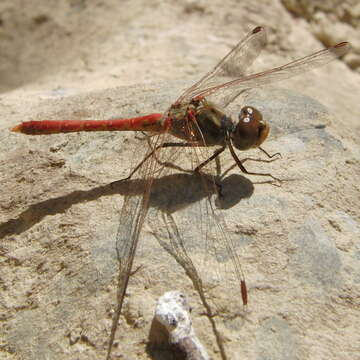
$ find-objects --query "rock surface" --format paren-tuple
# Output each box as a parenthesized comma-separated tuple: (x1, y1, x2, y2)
(1, 1, 359, 360)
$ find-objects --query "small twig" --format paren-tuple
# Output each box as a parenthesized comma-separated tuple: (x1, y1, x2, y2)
(155, 291, 209, 360)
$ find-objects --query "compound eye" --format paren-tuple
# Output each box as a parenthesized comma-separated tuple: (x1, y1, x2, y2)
(239, 107, 254, 122)
(232, 106, 268, 150)
(245, 107, 254, 115)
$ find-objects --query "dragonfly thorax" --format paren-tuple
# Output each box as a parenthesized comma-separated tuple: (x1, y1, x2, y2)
(230, 106, 269, 151)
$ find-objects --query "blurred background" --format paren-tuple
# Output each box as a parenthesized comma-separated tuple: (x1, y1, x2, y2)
(0, 0, 358, 91)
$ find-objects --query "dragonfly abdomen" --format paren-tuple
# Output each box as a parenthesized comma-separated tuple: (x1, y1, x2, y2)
(11, 113, 165, 135)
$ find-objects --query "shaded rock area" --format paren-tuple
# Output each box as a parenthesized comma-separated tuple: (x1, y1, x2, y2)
(0, 1, 359, 360)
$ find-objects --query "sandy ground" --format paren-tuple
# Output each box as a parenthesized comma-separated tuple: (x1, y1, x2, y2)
(1, 1, 360, 359)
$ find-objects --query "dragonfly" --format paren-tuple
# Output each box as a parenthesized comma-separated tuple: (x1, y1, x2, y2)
(11, 27, 350, 359)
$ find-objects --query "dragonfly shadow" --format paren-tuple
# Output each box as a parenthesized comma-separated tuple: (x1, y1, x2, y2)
(0, 174, 253, 239)
(149, 172, 253, 214)
(136, 173, 252, 360)
(0, 172, 253, 239)
(111, 172, 254, 214)
(108, 172, 253, 360)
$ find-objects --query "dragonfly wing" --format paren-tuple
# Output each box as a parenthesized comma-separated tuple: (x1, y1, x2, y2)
(107, 106, 249, 356)
(107, 137, 161, 358)
(194, 41, 350, 109)
(176, 26, 266, 105)
(146, 128, 248, 313)
(106, 196, 142, 359)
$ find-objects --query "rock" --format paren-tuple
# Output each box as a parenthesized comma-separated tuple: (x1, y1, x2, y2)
(0, 2, 359, 359)
(1, 83, 359, 360)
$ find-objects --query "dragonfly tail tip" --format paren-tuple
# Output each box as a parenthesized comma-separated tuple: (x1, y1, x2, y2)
(10, 124, 23, 133)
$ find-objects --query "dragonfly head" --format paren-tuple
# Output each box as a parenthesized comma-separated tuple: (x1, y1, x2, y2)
(231, 106, 269, 150)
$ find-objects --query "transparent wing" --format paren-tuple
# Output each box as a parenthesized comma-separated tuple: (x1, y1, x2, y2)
(106, 136, 160, 359)
(107, 35, 350, 358)
(108, 113, 249, 356)
(177, 31, 349, 109)
(176, 26, 267, 105)
(196, 42, 350, 108)
(145, 122, 248, 314)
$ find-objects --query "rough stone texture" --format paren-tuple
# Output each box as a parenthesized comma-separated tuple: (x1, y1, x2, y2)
(0, 1, 359, 360)
(281, 0, 360, 73)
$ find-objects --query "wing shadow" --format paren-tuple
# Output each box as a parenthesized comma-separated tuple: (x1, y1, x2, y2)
(1, 171, 253, 360)
(0, 172, 253, 239)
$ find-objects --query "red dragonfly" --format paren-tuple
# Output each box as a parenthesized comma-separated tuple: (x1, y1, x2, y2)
(11, 27, 349, 359)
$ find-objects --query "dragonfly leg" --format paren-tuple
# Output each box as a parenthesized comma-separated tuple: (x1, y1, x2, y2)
(134, 131, 153, 141)
(194, 146, 226, 173)
(193, 146, 226, 198)
(113, 144, 162, 183)
(259, 146, 282, 159)
(215, 155, 221, 176)
(112, 142, 198, 184)
(228, 141, 282, 182)
(214, 156, 224, 197)
(221, 153, 281, 179)
(214, 180, 224, 199)
(130, 264, 143, 276)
